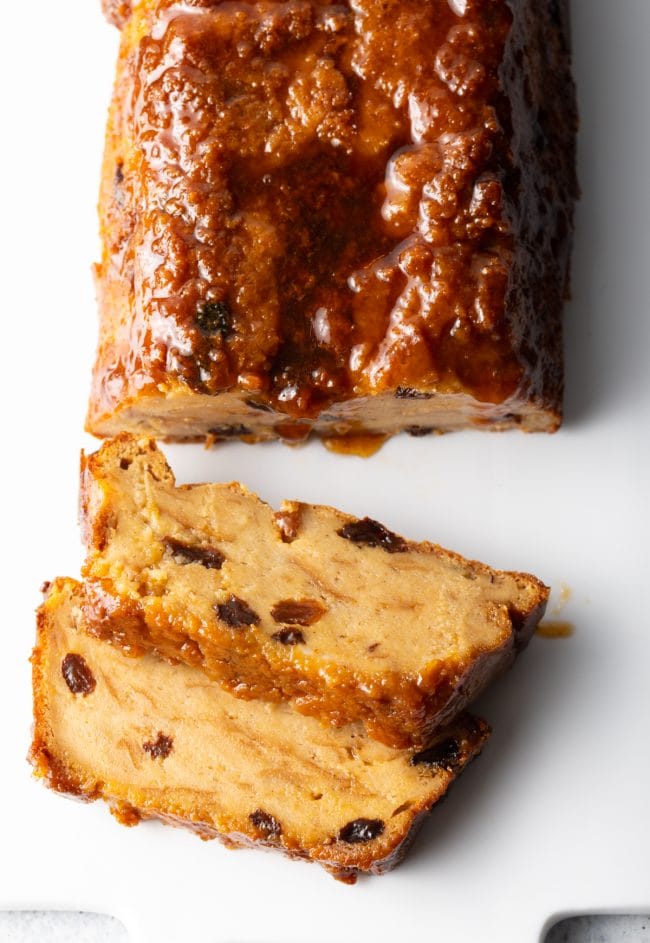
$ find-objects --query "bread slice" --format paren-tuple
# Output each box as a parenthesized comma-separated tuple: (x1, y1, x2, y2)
(30, 579, 489, 882)
(80, 436, 548, 748)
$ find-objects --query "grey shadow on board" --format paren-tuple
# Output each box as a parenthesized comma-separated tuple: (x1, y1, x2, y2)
(399, 627, 587, 874)
(562, 0, 650, 426)
(0, 912, 129, 942)
(543, 914, 650, 942)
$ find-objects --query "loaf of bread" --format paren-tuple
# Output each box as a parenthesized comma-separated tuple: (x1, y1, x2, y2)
(88, 0, 577, 446)
(31, 579, 489, 882)
(80, 436, 548, 748)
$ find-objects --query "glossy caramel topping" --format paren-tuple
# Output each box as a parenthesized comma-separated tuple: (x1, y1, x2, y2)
(323, 433, 387, 457)
(99, 0, 529, 418)
(536, 620, 574, 639)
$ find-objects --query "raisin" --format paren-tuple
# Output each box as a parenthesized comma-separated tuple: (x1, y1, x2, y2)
(61, 654, 96, 696)
(164, 537, 225, 570)
(119, 457, 132, 470)
(272, 628, 305, 645)
(249, 809, 282, 839)
(337, 517, 407, 553)
(114, 162, 126, 207)
(245, 398, 273, 412)
(410, 737, 461, 771)
(405, 426, 434, 437)
(338, 818, 385, 844)
(208, 424, 252, 438)
(395, 386, 433, 400)
(270, 599, 326, 626)
(195, 300, 232, 336)
(549, 0, 562, 26)
(143, 732, 173, 759)
(216, 595, 260, 628)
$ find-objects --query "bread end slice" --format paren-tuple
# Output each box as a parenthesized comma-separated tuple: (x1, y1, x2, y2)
(30, 579, 490, 881)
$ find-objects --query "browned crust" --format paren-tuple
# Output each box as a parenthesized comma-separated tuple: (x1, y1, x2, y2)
(29, 581, 490, 880)
(29, 585, 99, 802)
(29, 724, 488, 880)
(87, 0, 576, 445)
(101, 0, 132, 30)
(79, 437, 548, 747)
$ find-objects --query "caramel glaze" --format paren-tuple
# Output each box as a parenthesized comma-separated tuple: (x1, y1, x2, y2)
(323, 433, 387, 457)
(536, 620, 574, 639)
(91, 0, 577, 435)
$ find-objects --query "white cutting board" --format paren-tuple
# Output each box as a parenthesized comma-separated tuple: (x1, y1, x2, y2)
(1, 2, 648, 941)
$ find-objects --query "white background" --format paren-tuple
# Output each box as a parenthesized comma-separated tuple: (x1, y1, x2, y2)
(0, 2, 648, 941)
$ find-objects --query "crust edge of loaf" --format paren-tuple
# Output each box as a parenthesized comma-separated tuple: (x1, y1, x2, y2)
(86, 386, 563, 447)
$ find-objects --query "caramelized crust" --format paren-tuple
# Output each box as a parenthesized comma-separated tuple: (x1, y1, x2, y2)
(88, 0, 577, 445)
(80, 436, 548, 747)
(30, 579, 490, 881)
(101, 0, 132, 29)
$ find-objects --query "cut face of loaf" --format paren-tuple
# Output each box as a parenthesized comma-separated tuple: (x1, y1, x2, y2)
(30, 579, 490, 882)
(88, 0, 577, 445)
(80, 436, 548, 748)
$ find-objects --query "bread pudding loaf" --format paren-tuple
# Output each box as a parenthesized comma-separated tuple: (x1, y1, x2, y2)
(88, 0, 577, 445)
(80, 436, 548, 747)
(30, 579, 490, 882)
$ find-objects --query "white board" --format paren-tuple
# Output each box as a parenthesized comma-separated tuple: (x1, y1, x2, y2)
(1, 2, 648, 941)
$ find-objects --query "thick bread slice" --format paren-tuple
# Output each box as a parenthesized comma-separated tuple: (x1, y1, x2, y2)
(80, 436, 548, 748)
(30, 579, 489, 882)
